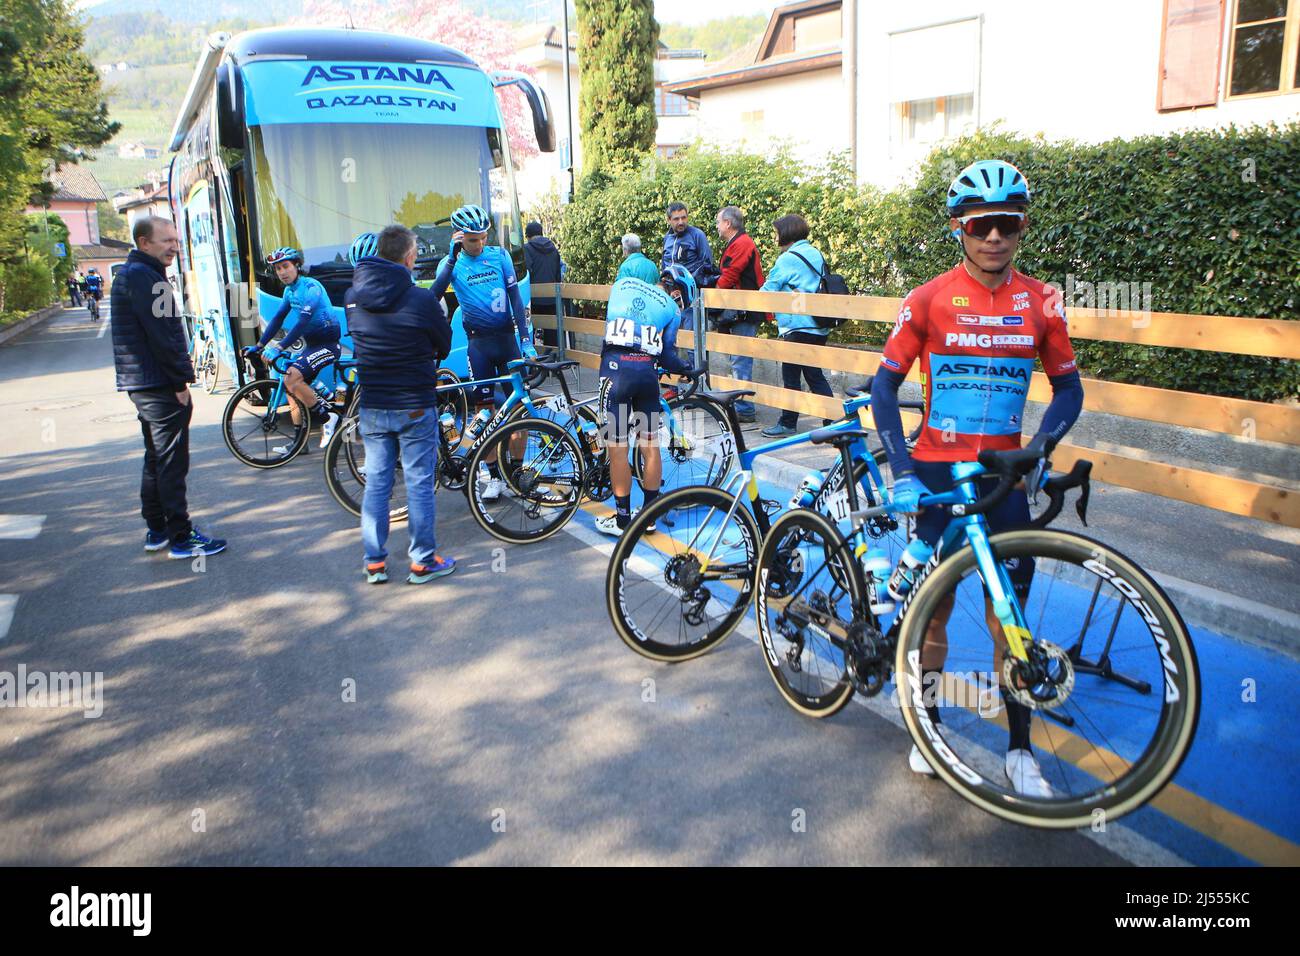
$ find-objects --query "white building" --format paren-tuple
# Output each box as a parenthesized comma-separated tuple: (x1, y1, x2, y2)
(850, 0, 1300, 186)
(513, 25, 706, 206)
(664, 0, 848, 168)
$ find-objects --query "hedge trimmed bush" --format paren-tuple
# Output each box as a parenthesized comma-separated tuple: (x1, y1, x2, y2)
(544, 123, 1300, 402)
(0, 260, 56, 314)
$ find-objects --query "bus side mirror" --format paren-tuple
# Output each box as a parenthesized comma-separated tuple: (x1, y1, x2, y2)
(215, 61, 245, 151)
(491, 71, 556, 153)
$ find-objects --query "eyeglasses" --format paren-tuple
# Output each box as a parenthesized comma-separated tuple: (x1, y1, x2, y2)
(957, 212, 1027, 238)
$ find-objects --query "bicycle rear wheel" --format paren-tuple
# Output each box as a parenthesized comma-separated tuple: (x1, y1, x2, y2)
(466, 417, 584, 544)
(322, 416, 409, 524)
(634, 397, 734, 491)
(606, 485, 760, 662)
(222, 379, 309, 468)
(754, 507, 859, 717)
(896, 528, 1200, 829)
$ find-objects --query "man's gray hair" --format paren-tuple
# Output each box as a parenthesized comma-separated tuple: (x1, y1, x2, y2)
(718, 206, 744, 233)
(376, 224, 417, 263)
(621, 233, 642, 255)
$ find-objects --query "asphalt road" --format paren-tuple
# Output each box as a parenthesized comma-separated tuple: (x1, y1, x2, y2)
(0, 306, 1238, 865)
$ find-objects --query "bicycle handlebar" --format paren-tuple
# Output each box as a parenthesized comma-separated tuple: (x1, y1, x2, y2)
(269, 352, 294, 375)
(1027, 459, 1092, 528)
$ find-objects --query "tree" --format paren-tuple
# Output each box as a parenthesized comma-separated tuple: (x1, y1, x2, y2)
(574, 0, 657, 178)
(298, 0, 540, 166)
(0, 0, 118, 268)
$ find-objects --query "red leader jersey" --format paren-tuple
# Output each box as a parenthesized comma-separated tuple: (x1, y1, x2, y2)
(880, 263, 1077, 463)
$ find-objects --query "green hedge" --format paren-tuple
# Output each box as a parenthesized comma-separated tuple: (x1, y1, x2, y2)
(541, 123, 1300, 403)
(0, 260, 56, 314)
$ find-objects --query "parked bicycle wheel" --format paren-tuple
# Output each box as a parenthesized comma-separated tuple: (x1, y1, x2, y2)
(633, 397, 734, 491)
(466, 417, 584, 544)
(222, 379, 309, 468)
(322, 416, 409, 524)
(896, 528, 1200, 829)
(199, 341, 220, 394)
(754, 506, 861, 717)
(606, 485, 761, 662)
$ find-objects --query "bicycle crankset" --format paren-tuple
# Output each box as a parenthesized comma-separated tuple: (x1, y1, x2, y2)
(1003, 640, 1076, 710)
(846, 621, 889, 696)
(583, 461, 612, 501)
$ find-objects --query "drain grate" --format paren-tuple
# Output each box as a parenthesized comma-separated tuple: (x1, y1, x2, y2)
(28, 400, 91, 412)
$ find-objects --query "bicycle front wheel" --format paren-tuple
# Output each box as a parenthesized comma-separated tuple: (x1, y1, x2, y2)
(606, 485, 761, 662)
(896, 528, 1200, 829)
(634, 397, 734, 491)
(322, 416, 409, 524)
(222, 380, 309, 468)
(466, 417, 584, 544)
(754, 506, 859, 717)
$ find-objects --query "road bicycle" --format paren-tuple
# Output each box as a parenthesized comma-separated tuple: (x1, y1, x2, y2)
(605, 381, 924, 661)
(752, 432, 1199, 829)
(221, 352, 351, 468)
(322, 366, 468, 524)
(191, 310, 221, 394)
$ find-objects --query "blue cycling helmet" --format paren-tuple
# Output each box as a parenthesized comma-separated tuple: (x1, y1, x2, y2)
(265, 246, 303, 266)
(946, 160, 1031, 215)
(348, 232, 379, 266)
(659, 264, 698, 310)
(450, 204, 491, 234)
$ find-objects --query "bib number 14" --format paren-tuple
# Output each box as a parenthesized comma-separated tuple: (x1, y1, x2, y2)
(606, 319, 664, 355)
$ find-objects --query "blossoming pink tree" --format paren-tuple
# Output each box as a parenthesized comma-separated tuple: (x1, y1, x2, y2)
(299, 0, 540, 165)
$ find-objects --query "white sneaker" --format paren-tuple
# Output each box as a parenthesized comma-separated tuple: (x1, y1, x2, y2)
(479, 476, 505, 501)
(594, 513, 625, 537)
(908, 744, 937, 776)
(319, 411, 340, 448)
(1005, 749, 1054, 797)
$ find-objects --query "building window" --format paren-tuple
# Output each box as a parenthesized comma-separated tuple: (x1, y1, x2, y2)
(1227, 0, 1300, 97)
(656, 145, 683, 160)
(655, 87, 691, 116)
(895, 94, 975, 147)
(793, 9, 841, 53)
(741, 109, 765, 138)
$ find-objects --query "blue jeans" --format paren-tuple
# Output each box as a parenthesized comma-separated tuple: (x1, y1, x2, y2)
(724, 320, 757, 417)
(360, 407, 439, 567)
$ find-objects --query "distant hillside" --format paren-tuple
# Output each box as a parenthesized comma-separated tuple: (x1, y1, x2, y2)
(659, 14, 768, 62)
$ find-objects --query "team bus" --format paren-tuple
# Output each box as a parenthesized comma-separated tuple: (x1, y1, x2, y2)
(166, 27, 555, 387)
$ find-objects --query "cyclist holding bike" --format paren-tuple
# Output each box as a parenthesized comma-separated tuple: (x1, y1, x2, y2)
(870, 160, 1084, 796)
(84, 268, 104, 320)
(242, 247, 343, 448)
(431, 204, 536, 500)
(593, 266, 695, 536)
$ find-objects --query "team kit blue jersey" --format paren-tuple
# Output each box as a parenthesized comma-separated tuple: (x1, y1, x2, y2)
(432, 245, 529, 339)
(601, 277, 690, 374)
(258, 274, 339, 349)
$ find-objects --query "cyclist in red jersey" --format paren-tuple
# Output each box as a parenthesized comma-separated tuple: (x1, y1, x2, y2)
(871, 160, 1085, 796)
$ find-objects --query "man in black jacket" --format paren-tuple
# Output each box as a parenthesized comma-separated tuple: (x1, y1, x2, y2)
(345, 224, 455, 585)
(522, 221, 565, 349)
(111, 216, 226, 559)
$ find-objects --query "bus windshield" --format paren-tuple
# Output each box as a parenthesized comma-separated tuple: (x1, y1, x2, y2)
(248, 122, 522, 271)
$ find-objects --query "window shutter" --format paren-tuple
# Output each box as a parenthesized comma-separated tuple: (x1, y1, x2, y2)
(1157, 0, 1225, 111)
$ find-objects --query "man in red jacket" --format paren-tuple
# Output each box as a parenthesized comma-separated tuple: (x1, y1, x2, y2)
(713, 205, 766, 423)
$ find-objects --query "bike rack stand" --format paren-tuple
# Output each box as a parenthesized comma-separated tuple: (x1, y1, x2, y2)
(1066, 578, 1153, 694)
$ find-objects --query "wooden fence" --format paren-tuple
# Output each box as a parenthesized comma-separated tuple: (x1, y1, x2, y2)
(532, 283, 1300, 529)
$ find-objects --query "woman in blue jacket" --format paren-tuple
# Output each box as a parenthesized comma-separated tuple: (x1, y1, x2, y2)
(760, 214, 835, 436)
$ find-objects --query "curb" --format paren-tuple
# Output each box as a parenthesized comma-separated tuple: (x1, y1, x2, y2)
(753, 453, 1300, 660)
(0, 304, 65, 347)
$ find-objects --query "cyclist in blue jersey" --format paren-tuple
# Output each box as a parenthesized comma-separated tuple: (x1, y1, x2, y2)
(84, 268, 104, 320)
(242, 247, 343, 448)
(432, 204, 537, 500)
(593, 265, 695, 537)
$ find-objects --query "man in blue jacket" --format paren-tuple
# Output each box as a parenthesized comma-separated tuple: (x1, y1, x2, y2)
(660, 203, 713, 378)
(345, 224, 455, 586)
(111, 216, 226, 559)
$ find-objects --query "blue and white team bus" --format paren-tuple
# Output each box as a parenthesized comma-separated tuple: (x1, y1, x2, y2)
(166, 27, 555, 388)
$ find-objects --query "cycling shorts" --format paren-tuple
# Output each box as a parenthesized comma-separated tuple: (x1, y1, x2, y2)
(911, 458, 1034, 597)
(290, 343, 340, 383)
(466, 330, 522, 406)
(599, 348, 662, 443)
